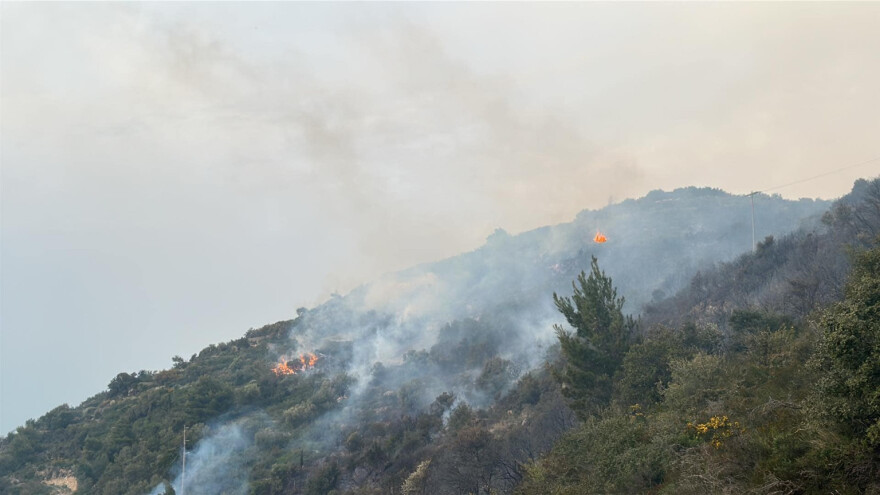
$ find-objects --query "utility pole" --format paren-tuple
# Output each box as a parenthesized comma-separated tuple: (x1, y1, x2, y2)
(749, 192, 757, 252)
(181, 425, 186, 495)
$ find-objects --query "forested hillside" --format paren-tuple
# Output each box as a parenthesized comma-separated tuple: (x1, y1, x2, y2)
(3, 181, 879, 495)
(519, 179, 880, 494)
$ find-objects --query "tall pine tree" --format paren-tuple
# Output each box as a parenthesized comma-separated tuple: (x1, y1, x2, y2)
(553, 256, 637, 417)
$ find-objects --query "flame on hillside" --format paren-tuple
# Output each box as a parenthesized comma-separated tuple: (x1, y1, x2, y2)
(272, 352, 319, 376)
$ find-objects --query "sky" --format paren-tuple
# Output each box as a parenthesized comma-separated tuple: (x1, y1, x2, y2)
(2, 2, 880, 434)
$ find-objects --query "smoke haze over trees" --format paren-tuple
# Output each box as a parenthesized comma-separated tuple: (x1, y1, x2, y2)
(4, 2, 880, 436)
(4, 2, 880, 492)
(4, 179, 880, 494)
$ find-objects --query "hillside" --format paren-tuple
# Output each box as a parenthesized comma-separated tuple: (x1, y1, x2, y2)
(645, 178, 880, 329)
(4, 183, 872, 495)
(350, 186, 829, 321)
(518, 178, 880, 494)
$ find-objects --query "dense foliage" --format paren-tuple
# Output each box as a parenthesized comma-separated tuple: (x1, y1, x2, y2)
(813, 243, 880, 448)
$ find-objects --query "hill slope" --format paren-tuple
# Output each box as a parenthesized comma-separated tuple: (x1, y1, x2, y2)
(0, 185, 844, 494)
(518, 178, 880, 494)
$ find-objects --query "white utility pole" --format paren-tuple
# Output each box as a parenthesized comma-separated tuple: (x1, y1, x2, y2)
(181, 425, 186, 495)
(749, 192, 757, 252)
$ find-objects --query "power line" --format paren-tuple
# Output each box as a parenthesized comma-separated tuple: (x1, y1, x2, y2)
(755, 155, 880, 194)
(745, 154, 880, 252)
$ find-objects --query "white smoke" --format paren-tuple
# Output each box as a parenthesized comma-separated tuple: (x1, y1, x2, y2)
(147, 417, 260, 495)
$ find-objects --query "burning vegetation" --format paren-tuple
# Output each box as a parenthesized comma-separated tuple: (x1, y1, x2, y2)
(272, 352, 319, 376)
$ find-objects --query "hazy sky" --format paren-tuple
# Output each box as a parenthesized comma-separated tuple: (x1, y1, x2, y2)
(2, 2, 880, 433)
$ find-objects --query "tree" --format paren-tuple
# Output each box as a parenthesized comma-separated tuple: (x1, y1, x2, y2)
(171, 355, 186, 369)
(553, 256, 637, 416)
(305, 462, 339, 495)
(107, 372, 138, 398)
(814, 242, 880, 445)
(433, 426, 502, 495)
(401, 459, 431, 495)
(615, 329, 686, 407)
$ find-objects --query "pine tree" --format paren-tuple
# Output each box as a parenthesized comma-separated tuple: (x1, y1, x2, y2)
(553, 256, 637, 417)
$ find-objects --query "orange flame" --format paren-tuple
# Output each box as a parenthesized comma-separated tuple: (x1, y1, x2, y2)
(272, 352, 319, 376)
(272, 361, 296, 376)
(593, 230, 607, 243)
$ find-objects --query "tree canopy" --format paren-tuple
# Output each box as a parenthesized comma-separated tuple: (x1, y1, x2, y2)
(553, 256, 637, 416)
(814, 241, 880, 445)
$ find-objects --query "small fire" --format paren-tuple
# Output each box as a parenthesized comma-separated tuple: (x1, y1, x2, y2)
(594, 230, 607, 243)
(272, 352, 319, 376)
